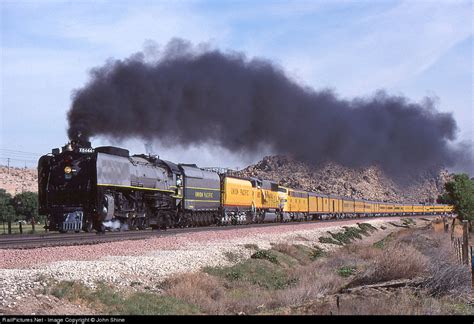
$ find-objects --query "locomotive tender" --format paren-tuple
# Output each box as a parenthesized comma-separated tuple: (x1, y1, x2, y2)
(38, 140, 454, 232)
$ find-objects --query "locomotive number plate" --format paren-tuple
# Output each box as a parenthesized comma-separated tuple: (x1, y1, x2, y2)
(79, 148, 95, 153)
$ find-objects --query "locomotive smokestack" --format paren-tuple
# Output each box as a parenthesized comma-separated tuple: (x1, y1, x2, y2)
(144, 142, 153, 155)
(67, 38, 472, 179)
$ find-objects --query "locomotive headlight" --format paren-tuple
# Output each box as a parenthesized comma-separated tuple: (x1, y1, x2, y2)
(64, 166, 72, 174)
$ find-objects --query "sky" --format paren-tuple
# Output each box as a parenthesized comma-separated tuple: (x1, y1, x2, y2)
(0, 0, 472, 170)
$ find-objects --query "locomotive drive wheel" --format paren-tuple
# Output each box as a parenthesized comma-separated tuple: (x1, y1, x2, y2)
(83, 220, 94, 233)
(93, 221, 106, 234)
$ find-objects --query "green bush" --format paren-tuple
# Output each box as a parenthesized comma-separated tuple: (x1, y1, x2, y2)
(337, 266, 356, 277)
(204, 258, 294, 290)
(251, 250, 279, 264)
(319, 236, 344, 245)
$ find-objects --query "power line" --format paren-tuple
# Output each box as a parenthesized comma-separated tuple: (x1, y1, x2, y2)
(0, 157, 37, 163)
(0, 148, 42, 155)
(0, 157, 38, 169)
(0, 154, 38, 160)
(0, 148, 42, 169)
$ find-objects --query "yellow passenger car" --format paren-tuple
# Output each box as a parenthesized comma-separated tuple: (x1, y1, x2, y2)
(433, 204, 447, 213)
(422, 204, 431, 214)
(386, 204, 394, 214)
(308, 193, 318, 214)
(402, 204, 413, 214)
(309, 193, 333, 216)
(329, 195, 342, 213)
(412, 204, 423, 214)
(363, 201, 374, 214)
(342, 198, 354, 214)
(379, 203, 389, 214)
(393, 204, 403, 214)
(287, 188, 309, 213)
(353, 199, 364, 214)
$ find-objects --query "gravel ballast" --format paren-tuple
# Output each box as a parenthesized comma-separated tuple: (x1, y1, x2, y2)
(0, 217, 427, 309)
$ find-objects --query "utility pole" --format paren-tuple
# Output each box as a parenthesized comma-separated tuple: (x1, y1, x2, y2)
(7, 158, 10, 174)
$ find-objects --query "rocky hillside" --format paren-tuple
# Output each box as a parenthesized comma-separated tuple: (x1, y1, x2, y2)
(235, 155, 452, 204)
(0, 166, 38, 195)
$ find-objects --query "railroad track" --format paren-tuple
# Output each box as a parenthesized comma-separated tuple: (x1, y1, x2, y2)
(0, 214, 440, 250)
(0, 230, 160, 249)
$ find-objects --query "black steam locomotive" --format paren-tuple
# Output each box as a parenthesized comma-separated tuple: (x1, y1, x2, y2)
(38, 140, 221, 232)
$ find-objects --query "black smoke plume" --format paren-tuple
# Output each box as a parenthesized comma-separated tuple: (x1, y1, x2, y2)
(68, 38, 468, 178)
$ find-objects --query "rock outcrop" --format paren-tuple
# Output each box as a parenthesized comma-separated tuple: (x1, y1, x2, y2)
(235, 155, 452, 204)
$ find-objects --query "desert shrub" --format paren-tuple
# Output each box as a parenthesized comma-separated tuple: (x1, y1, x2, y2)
(50, 281, 91, 301)
(117, 293, 201, 315)
(337, 289, 444, 315)
(323, 225, 377, 246)
(223, 282, 275, 314)
(358, 223, 378, 233)
(273, 262, 347, 307)
(272, 243, 322, 264)
(337, 266, 356, 277)
(419, 231, 471, 299)
(49, 281, 200, 315)
(310, 246, 326, 260)
(389, 222, 410, 228)
(349, 243, 428, 286)
(223, 251, 242, 263)
(319, 236, 344, 245)
(165, 272, 225, 314)
(402, 218, 416, 226)
(204, 258, 294, 290)
(251, 250, 278, 264)
(424, 262, 471, 299)
(373, 232, 395, 249)
(243, 243, 259, 250)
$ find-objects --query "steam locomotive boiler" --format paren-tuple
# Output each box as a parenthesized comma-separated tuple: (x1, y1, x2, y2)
(38, 140, 221, 232)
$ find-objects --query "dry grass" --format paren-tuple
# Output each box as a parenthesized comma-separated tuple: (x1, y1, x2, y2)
(160, 227, 469, 314)
(273, 263, 345, 307)
(272, 243, 322, 264)
(163, 271, 280, 314)
(47, 226, 472, 315)
(349, 243, 428, 287)
(421, 232, 471, 300)
(151, 229, 473, 314)
(336, 289, 445, 315)
(164, 272, 226, 314)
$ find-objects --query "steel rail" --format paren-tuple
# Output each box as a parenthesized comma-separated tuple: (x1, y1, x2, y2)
(0, 214, 440, 250)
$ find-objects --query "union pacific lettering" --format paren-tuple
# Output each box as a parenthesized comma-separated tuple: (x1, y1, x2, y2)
(195, 191, 214, 199)
(231, 188, 251, 196)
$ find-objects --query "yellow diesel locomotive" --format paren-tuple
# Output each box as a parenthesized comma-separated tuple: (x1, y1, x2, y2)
(219, 174, 453, 224)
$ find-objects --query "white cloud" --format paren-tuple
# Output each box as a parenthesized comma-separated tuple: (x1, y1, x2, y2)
(56, 3, 230, 56)
(272, 1, 472, 96)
